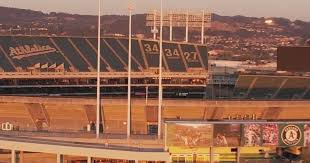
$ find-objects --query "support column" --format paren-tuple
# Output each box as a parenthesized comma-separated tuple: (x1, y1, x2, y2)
(87, 156, 92, 163)
(210, 147, 214, 163)
(19, 151, 24, 163)
(145, 86, 149, 105)
(11, 150, 16, 163)
(56, 154, 64, 163)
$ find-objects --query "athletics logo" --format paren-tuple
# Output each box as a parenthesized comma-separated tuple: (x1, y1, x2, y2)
(9, 44, 57, 60)
(281, 125, 302, 146)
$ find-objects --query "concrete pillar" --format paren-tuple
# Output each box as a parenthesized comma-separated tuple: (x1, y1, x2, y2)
(56, 154, 64, 163)
(87, 156, 92, 163)
(11, 149, 16, 163)
(19, 151, 24, 163)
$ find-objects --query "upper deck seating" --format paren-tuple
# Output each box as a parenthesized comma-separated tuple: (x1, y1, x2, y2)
(234, 75, 310, 100)
(33, 37, 70, 69)
(104, 38, 140, 72)
(180, 44, 203, 68)
(197, 45, 208, 70)
(0, 36, 31, 69)
(162, 43, 186, 72)
(14, 37, 51, 65)
(52, 37, 90, 72)
(140, 40, 161, 68)
(0, 38, 15, 71)
(0, 36, 208, 73)
(88, 38, 126, 72)
(233, 75, 256, 98)
(248, 76, 284, 99)
(118, 38, 147, 70)
(276, 77, 310, 99)
(70, 37, 108, 72)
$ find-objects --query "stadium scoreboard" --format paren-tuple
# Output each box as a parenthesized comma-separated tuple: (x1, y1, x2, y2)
(277, 46, 310, 72)
(146, 10, 212, 28)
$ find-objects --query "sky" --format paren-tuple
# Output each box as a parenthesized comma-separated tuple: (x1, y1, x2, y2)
(0, 0, 310, 21)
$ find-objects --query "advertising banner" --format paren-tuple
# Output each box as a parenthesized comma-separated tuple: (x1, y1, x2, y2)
(304, 124, 310, 146)
(262, 124, 279, 146)
(213, 124, 241, 147)
(242, 124, 262, 147)
(166, 123, 213, 148)
(279, 124, 304, 147)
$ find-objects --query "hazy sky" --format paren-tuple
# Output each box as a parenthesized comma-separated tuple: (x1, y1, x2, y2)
(0, 0, 309, 21)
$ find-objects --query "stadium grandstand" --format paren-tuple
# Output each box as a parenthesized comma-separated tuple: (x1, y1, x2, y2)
(1, 35, 310, 162)
(0, 35, 212, 98)
(1, 36, 310, 100)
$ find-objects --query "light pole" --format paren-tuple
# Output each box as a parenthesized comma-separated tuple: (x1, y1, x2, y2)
(201, 10, 205, 44)
(158, 0, 163, 139)
(185, 9, 189, 43)
(96, 0, 102, 139)
(169, 10, 173, 41)
(127, 0, 133, 139)
(152, 10, 157, 40)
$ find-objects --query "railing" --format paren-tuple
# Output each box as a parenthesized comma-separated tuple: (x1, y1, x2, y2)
(0, 71, 209, 79)
(0, 130, 164, 152)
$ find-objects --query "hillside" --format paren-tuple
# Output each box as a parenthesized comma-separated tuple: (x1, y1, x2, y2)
(0, 6, 309, 38)
(0, 6, 309, 60)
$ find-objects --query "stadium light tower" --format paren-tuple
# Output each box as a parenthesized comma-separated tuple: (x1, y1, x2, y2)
(158, 0, 163, 139)
(201, 10, 205, 44)
(96, 0, 102, 139)
(185, 10, 189, 43)
(127, 0, 133, 139)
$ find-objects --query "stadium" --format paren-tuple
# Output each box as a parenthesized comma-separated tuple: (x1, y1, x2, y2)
(0, 35, 310, 163)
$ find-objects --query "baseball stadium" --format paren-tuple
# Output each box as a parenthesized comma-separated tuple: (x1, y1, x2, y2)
(0, 34, 310, 163)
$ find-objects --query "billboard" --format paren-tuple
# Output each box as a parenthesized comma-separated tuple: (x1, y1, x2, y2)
(213, 124, 241, 147)
(165, 122, 310, 150)
(242, 124, 262, 147)
(166, 123, 213, 148)
(304, 124, 310, 146)
(262, 124, 279, 146)
(277, 47, 310, 72)
(279, 124, 304, 147)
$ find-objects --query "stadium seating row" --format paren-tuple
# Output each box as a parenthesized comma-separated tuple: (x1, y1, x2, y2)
(0, 36, 208, 72)
(233, 75, 310, 100)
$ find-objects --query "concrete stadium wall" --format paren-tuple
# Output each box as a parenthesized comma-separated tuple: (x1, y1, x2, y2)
(0, 96, 310, 134)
